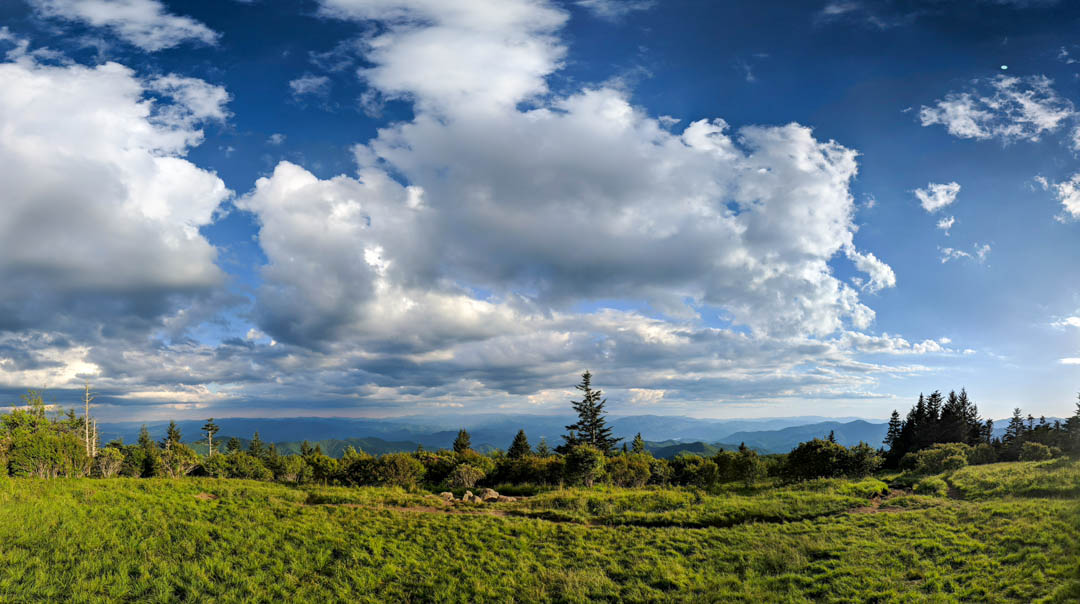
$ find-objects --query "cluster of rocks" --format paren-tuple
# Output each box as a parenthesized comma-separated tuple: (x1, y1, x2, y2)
(438, 488, 519, 504)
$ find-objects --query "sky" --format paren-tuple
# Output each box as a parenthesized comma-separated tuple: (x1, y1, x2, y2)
(1, 0, 1080, 422)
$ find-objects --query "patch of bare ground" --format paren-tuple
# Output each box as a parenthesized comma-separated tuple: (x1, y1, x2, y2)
(851, 489, 910, 514)
(194, 493, 219, 501)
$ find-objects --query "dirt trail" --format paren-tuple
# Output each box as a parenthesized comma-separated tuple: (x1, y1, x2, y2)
(850, 489, 911, 514)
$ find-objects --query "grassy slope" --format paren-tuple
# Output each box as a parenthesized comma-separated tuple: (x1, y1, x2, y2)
(0, 462, 1077, 602)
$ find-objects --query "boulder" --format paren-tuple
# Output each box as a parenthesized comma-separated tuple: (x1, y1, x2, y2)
(462, 490, 479, 503)
(479, 488, 500, 502)
(439, 492, 455, 502)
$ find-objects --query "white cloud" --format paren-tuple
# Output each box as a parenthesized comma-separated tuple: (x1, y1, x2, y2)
(940, 243, 991, 264)
(317, 0, 568, 113)
(289, 74, 331, 98)
(576, 0, 655, 20)
(1045, 173, 1080, 219)
(0, 55, 230, 329)
(1059, 358, 1080, 365)
(267, 133, 286, 145)
(920, 75, 1075, 144)
(915, 181, 960, 213)
(1052, 316, 1080, 329)
(936, 215, 955, 234)
(27, 0, 218, 51)
(846, 247, 896, 293)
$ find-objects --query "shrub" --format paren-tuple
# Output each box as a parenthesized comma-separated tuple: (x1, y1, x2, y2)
(733, 448, 767, 487)
(913, 476, 948, 497)
(564, 445, 605, 487)
(200, 453, 231, 478)
(227, 452, 274, 481)
(1019, 442, 1054, 462)
(967, 443, 997, 465)
(647, 457, 672, 486)
(160, 444, 200, 478)
(375, 453, 425, 488)
(271, 454, 307, 484)
(448, 463, 485, 488)
(902, 443, 971, 475)
(7, 430, 89, 478)
(339, 448, 376, 486)
(782, 439, 848, 481)
(305, 453, 340, 484)
(607, 453, 651, 487)
(93, 447, 125, 478)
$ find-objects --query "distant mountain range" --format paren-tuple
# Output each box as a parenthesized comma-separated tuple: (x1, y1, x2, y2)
(87, 412, 1074, 458)
(97, 414, 875, 456)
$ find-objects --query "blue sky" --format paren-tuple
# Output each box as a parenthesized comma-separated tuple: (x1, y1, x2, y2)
(1, 0, 1079, 421)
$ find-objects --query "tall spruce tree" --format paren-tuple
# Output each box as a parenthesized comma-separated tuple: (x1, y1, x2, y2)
(631, 432, 646, 454)
(453, 429, 472, 454)
(249, 431, 265, 458)
(162, 421, 182, 451)
(507, 429, 531, 459)
(561, 371, 620, 454)
(535, 437, 552, 457)
(884, 410, 902, 448)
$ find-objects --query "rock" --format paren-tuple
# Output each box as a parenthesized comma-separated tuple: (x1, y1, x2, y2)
(462, 490, 479, 503)
(496, 495, 515, 503)
(439, 491, 455, 502)
(479, 488, 499, 502)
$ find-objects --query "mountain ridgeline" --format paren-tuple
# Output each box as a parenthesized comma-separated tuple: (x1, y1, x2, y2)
(100, 415, 884, 458)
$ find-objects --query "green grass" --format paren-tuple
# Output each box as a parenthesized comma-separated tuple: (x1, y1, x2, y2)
(0, 464, 1077, 602)
(950, 458, 1080, 499)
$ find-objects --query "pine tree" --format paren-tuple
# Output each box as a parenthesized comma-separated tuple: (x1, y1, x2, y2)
(631, 432, 646, 454)
(535, 437, 552, 457)
(300, 440, 313, 457)
(226, 437, 241, 453)
(997, 406, 1023, 445)
(507, 429, 531, 459)
(138, 425, 155, 450)
(453, 429, 472, 454)
(202, 419, 220, 457)
(162, 421, 182, 451)
(249, 431, 265, 458)
(561, 371, 620, 454)
(827, 430, 836, 443)
(884, 410, 902, 448)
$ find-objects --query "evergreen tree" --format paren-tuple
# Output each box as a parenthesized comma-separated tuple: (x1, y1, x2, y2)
(138, 425, 155, 450)
(1065, 394, 1080, 453)
(631, 432, 646, 454)
(1004, 408, 1026, 443)
(226, 437, 241, 453)
(884, 410, 902, 448)
(162, 421, 182, 451)
(535, 437, 552, 457)
(453, 429, 472, 454)
(202, 419, 220, 457)
(827, 430, 836, 443)
(507, 429, 531, 459)
(300, 440, 313, 457)
(561, 371, 620, 454)
(249, 431, 265, 458)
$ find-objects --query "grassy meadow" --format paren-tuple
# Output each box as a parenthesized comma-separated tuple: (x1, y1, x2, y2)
(0, 460, 1078, 602)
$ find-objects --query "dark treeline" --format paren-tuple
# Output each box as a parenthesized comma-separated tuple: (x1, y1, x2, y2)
(3, 379, 1079, 490)
(882, 389, 1080, 471)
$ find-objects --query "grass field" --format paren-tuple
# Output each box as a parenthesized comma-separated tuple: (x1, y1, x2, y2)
(0, 462, 1077, 602)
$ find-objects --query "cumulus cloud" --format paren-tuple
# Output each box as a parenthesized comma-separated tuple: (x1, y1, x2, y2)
(0, 54, 230, 332)
(318, 0, 568, 113)
(27, 0, 218, 51)
(1040, 173, 1080, 219)
(920, 75, 1075, 144)
(915, 181, 960, 213)
(936, 215, 955, 235)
